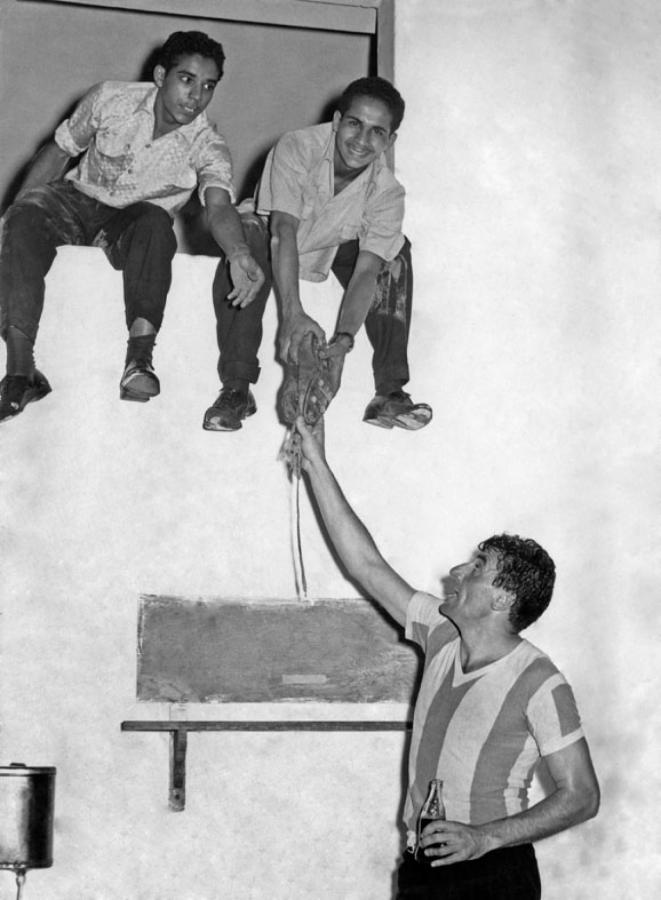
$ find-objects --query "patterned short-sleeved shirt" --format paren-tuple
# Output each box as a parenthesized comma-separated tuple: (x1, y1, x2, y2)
(403, 592, 585, 842)
(256, 122, 405, 282)
(55, 81, 235, 215)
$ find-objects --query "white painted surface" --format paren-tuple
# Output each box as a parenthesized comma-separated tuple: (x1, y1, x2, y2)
(1, 1, 660, 897)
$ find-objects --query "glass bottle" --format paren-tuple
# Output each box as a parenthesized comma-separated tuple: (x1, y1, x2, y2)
(415, 778, 445, 863)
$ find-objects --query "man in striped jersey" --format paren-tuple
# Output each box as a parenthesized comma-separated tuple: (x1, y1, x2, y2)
(295, 418, 600, 899)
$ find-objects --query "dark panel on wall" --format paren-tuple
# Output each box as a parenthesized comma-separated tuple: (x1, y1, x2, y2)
(137, 596, 421, 703)
(1, 0, 371, 240)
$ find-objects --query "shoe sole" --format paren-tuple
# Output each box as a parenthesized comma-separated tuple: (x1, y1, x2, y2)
(120, 388, 152, 403)
(363, 408, 433, 431)
(363, 414, 395, 429)
(0, 380, 52, 423)
(202, 405, 257, 432)
(119, 372, 160, 403)
(393, 409, 433, 430)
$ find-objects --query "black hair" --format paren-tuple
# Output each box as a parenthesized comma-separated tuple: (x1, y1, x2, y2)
(479, 534, 556, 633)
(336, 76, 405, 133)
(157, 31, 225, 80)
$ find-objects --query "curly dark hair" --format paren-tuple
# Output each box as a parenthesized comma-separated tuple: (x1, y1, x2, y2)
(157, 31, 225, 80)
(336, 76, 405, 133)
(479, 534, 556, 633)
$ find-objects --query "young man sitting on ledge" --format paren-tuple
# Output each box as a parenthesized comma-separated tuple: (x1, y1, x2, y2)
(0, 29, 264, 424)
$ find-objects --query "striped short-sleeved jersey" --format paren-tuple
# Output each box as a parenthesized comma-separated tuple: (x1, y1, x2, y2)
(403, 592, 584, 840)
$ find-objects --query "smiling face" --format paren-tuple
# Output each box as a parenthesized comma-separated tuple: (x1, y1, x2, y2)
(153, 53, 220, 137)
(439, 548, 511, 627)
(332, 95, 397, 179)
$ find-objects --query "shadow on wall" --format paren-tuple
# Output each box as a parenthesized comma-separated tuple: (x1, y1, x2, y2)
(0, 97, 81, 213)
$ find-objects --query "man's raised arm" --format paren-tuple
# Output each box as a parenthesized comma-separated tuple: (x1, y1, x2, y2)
(296, 417, 414, 626)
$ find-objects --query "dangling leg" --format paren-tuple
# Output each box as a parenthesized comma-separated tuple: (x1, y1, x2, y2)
(0, 182, 90, 422)
(203, 213, 272, 431)
(330, 238, 432, 430)
(362, 239, 432, 430)
(99, 203, 177, 402)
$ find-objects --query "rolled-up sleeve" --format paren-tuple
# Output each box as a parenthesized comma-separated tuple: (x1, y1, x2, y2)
(196, 127, 236, 205)
(54, 82, 105, 157)
(257, 133, 308, 219)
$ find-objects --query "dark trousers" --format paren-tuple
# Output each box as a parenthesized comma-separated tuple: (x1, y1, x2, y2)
(212, 211, 272, 384)
(211, 232, 412, 393)
(396, 844, 541, 900)
(0, 181, 177, 344)
(331, 237, 412, 395)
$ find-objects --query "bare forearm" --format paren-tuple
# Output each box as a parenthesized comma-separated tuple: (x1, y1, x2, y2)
(207, 204, 250, 258)
(304, 451, 411, 625)
(306, 456, 383, 582)
(270, 228, 304, 318)
(337, 265, 380, 336)
(421, 697, 600, 867)
(16, 142, 72, 198)
(424, 774, 600, 868)
(478, 784, 600, 853)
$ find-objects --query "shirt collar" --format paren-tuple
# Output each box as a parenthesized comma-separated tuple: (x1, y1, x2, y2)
(136, 85, 158, 116)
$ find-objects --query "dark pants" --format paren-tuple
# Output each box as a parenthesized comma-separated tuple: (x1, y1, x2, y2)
(212, 211, 272, 385)
(331, 237, 412, 395)
(0, 181, 177, 344)
(211, 232, 412, 394)
(396, 845, 541, 900)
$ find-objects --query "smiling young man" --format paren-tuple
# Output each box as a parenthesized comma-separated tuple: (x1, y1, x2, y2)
(293, 416, 600, 899)
(0, 30, 264, 423)
(202, 76, 431, 432)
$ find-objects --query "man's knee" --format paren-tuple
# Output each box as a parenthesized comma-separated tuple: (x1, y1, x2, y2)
(3, 189, 54, 234)
(138, 204, 175, 234)
(127, 204, 177, 258)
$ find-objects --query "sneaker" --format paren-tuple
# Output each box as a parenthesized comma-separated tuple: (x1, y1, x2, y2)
(203, 387, 257, 431)
(363, 390, 432, 431)
(120, 360, 160, 402)
(0, 370, 52, 423)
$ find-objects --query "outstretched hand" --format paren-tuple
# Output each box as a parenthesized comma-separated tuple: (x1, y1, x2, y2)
(228, 251, 265, 308)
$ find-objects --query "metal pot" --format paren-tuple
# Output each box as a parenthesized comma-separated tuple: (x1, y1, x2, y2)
(0, 764, 55, 869)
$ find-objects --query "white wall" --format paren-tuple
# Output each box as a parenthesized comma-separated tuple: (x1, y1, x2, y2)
(1, 0, 660, 897)
(395, 1, 660, 895)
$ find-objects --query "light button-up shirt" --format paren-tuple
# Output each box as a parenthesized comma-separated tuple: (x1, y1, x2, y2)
(257, 122, 405, 282)
(55, 81, 235, 215)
